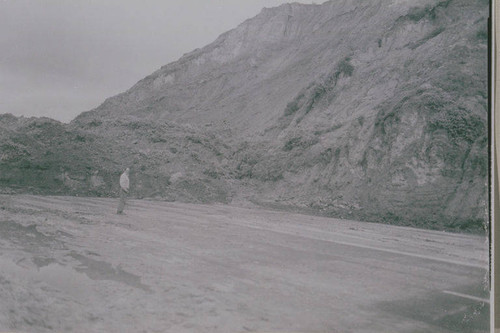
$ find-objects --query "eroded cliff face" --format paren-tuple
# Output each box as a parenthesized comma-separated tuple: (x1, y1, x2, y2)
(236, 0, 489, 230)
(72, 0, 428, 135)
(1, 0, 489, 231)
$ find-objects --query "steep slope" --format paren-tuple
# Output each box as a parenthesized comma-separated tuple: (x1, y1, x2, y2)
(229, 0, 489, 230)
(1, 0, 489, 231)
(73, 0, 434, 136)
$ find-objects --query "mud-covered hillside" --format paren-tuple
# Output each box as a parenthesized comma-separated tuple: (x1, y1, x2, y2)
(0, 114, 233, 202)
(0, 114, 110, 195)
(0, 0, 489, 231)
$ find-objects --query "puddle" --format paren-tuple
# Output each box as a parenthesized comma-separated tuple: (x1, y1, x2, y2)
(68, 252, 151, 292)
(38, 262, 95, 299)
(0, 220, 64, 252)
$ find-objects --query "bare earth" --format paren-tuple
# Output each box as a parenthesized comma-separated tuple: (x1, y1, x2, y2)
(0, 195, 489, 332)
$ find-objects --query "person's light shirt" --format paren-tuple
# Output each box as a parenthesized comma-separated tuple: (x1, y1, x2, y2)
(120, 172, 129, 192)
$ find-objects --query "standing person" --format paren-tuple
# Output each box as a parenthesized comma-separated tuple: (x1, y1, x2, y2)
(117, 168, 130, 214)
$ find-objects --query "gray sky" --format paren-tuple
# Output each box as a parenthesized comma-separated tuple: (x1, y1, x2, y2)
(0, 0, 319, 122)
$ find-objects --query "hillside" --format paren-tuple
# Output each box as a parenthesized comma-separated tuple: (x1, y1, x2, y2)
(0, 0, 489, 231)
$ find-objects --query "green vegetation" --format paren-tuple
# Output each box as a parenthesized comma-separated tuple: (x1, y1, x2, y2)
(284, 92, 305, 116)
(435, 70, 483, 98)
(398, 0, 452, 24)
(373, 105, 401, 137)
(336, 57, 354, 77)
(376, 212, 485, 233)
(283, 136, 319, 151)
(125, 121, 148, 130)
(405, 7, 428, 22)
(409, 27, 445, 50)
(87, 120, 102, 128)
(429, 108, 485, 143)
(283, 56, 354, 117)
(283, 137, 303, 151)
(203, 168, 220, 179)
(475, 25, 488, 42)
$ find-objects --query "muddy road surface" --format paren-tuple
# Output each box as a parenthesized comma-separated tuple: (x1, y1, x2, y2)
(0, 195, 489, 332)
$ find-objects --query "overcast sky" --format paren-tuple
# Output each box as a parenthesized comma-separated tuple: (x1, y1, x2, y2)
(0, 0, 320, 122)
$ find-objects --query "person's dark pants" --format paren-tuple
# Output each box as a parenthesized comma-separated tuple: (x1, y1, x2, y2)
(117, 189, 127, 214)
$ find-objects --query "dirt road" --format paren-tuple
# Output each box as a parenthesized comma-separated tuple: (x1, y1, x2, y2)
(0, 195, 489, 332)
